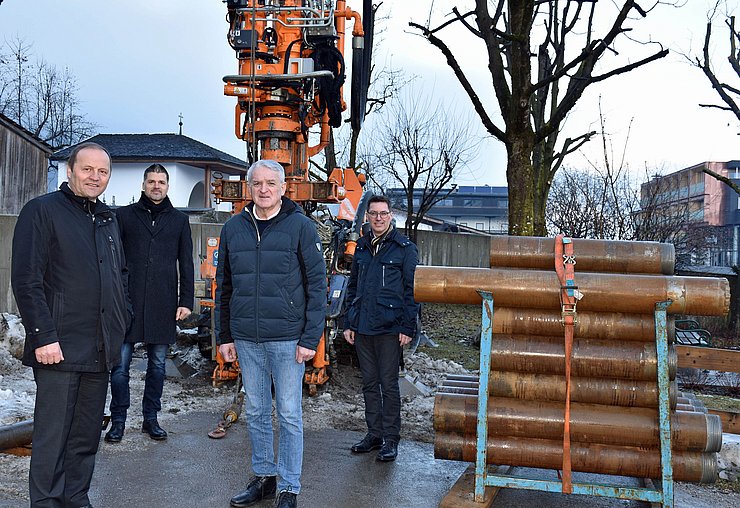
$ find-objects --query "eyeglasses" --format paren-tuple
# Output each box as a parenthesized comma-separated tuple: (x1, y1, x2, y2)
(367, 211, 391, 218)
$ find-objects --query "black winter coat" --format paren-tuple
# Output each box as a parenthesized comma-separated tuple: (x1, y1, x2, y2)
(11, 183, 130, 372)
(117, 196, 194, 344)
(345, 227, 419, 337)
(215, 197, 326, 350)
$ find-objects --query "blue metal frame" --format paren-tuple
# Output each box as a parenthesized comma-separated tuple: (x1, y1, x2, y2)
(473, 292, 674, 507)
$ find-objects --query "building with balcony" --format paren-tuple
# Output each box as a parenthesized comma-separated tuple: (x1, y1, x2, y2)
(387, 185, 509, 234)
(640, 160, 740, 266)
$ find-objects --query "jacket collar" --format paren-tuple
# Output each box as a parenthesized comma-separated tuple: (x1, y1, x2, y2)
(244, 196, 300, 223)
(134, 193, 173, 213)
(60, 182, 111, 216)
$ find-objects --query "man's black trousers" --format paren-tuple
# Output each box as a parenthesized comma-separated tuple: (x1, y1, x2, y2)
(30, 368, 108, 508)
(355, 332, 401, 443)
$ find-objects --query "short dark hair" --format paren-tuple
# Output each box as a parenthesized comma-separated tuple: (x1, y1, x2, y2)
(367, 195, 391, 210)
(67, 142, 111, 170)
(143, 163, 169, 182)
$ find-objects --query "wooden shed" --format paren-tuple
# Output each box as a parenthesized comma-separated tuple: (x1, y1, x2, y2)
(0, 113, 52, 214)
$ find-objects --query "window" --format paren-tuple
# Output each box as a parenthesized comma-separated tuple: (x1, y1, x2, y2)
(476, 222, 484, 230)
(463, 198, 483, 207)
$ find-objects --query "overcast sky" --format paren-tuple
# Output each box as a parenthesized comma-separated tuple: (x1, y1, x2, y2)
(0, 0, 737, 187)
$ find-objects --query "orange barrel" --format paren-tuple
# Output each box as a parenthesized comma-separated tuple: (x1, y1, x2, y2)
(414, 266, 730, 316)
(433, 394, 722, 452)
(434, 433, 716, 483)
(489, 236, 675, 274)
(440, 372, 677, 409)
(491, 307, 672, 342)
(488, 335, 676, 381)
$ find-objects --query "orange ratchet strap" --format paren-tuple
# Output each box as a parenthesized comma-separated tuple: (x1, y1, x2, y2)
(554, 234, 577, 494)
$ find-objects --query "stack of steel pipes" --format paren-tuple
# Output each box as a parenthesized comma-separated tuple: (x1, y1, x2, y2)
(416, 236, 730, 483)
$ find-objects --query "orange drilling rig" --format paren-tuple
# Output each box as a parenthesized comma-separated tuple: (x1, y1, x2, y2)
(199, 0, 374, 403)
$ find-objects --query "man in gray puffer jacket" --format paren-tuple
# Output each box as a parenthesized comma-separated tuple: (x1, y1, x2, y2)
(216, 159, 325, 508)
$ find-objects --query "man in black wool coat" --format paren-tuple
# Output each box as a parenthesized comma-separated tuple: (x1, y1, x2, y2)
(105, 163, 194, 443)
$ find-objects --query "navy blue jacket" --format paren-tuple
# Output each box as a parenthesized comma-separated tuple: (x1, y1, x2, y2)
(345, 227, 419, 337)
(215, 197, 326, 350)
(11, 183, 130, 371)
(117, 196, 194, 345)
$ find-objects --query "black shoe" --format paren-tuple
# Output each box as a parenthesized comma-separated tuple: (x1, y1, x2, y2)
(230, 476, 277, 507)
(104, 422, 125, 443)
(141, 419, 167, 441)
(274, 490, 297, 508)
(350, 434, 383, 453)
(377, 440, 398, 462)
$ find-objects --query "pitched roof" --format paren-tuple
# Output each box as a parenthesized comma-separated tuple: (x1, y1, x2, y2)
(51, 133, 246, 173)
(0, 113, 53, 154)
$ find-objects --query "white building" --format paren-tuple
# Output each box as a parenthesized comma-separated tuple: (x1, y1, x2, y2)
(50, 134, 247, 211)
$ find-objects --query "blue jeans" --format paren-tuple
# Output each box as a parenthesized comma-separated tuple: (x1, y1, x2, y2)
(234, 339, 305, 494)
(109, 342, 168, 423)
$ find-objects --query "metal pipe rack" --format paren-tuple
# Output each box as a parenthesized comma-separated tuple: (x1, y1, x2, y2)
(473, 291, 675, 506)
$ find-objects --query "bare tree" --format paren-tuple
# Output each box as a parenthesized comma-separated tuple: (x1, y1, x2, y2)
(365, 91, 479, 242)
(410, 1, 670, 236)
(547, 167, 640, 240)
(318, 1, 416, 187)
(688, 1, 740, 195)
(0, 37, 96, 149)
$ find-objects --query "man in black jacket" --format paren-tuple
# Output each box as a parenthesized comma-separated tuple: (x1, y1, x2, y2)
(343, 195, 419, 462)
(12, 142, 130, 507)
(104, 164, 194, 443)
(216, 159, 325, 508)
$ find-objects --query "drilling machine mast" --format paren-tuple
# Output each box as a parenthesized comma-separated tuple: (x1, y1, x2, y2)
(206, 0, 373, 395)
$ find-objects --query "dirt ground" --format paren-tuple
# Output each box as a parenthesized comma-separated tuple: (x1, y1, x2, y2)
(2, 305, 740, 505)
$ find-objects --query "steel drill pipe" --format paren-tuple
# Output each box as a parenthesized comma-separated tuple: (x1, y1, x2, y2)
(414, 266, 730, 316)
(491, 307, 673, 342)
(489, 236, 675, 274)
(434, 433, 716, 483)
(488, 335, 677, 381)
(0, 420, 33, 451)
(433, 394, 722, 452)
(440, 372, 678, 409)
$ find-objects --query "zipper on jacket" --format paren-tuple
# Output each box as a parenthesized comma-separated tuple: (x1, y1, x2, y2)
(245, 209, 262, 341)
(382, 265, 385, 286)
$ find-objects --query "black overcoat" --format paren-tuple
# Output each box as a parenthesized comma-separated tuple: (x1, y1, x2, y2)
(117, 197, 194, 344)
(11, 183, 131, 371)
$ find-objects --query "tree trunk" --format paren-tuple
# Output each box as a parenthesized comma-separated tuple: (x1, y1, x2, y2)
(506, 137, 536, 236)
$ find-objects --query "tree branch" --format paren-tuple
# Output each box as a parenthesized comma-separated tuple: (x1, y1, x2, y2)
(703, 167, 740, 195)
(409, 21, 505, 140)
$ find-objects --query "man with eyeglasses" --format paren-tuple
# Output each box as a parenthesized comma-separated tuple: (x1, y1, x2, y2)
(215, 159, 325, 508)
(343, 195, 419, 462)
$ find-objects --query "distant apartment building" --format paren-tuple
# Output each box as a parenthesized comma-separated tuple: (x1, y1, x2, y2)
(641, 161, 740, 266)
(387, 185, 509, 234)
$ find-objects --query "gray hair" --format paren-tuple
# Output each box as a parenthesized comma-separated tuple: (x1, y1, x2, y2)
(247, 159, 285, 184)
